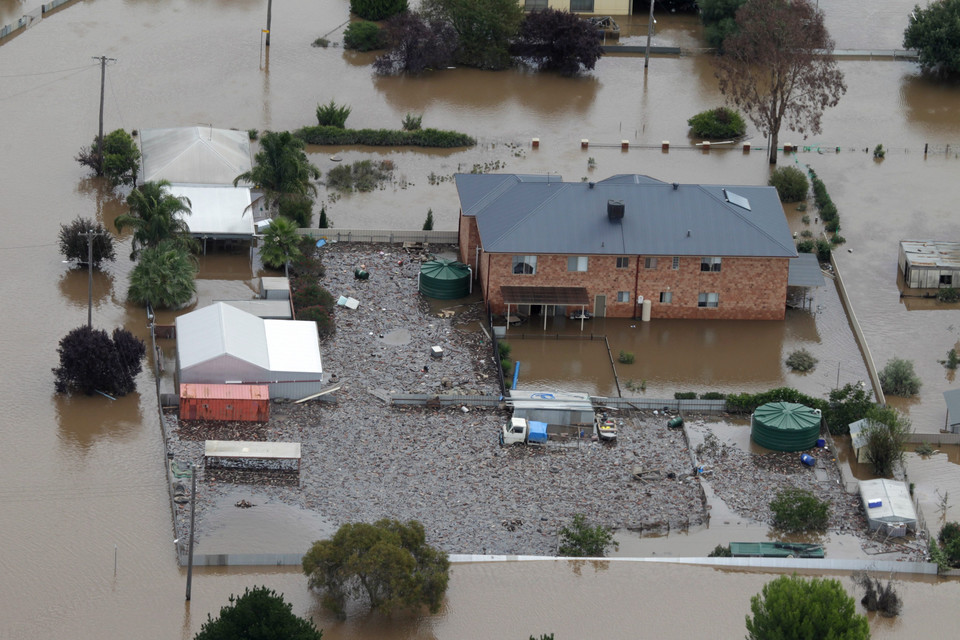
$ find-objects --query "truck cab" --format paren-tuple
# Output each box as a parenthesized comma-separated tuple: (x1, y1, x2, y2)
(500, 417, 548, 446)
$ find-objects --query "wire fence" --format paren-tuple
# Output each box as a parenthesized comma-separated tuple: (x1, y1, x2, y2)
(298, 228, 458, 244)
(0, 0, 76, 41)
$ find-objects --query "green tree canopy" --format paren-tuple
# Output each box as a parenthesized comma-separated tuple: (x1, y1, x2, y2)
(259, 217, 302, 276)
(699, 0, 747, 49)
(53, 325, 146, 396)
(557, 513, 618, 557)
(746, 574, 870, 640)
(511, 8, 604, 76)
(350, 0, 408, 21)
(76, 129, 142, 187)
(879, 357, 922, 397)
(127, 240, 197, 309)
(302, 519, 450, 619)
(58, 216, 116, 268)
(235, 131, 320, 213)
(194, 586, 323, 640)
(904, 0, 960, 78)
(861, 405, 911, 477)
(422, 0, 523, 70)
(769, 488, 830, 533)
(115, 180, 195, 260)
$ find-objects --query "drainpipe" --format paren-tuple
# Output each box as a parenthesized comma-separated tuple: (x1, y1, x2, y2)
(633, 254, 641, 319)
(467, 266, 473, 294)
(484, 253, 492, 310)
(475, 245, 480, 274)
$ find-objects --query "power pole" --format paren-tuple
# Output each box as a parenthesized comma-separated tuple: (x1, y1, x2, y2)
(185, 462, 196, 601)
(644, 0, 656, 69)
(265, 0, 272, 46)
(79, 229, 107, 329)
(91, 56, 116, 177)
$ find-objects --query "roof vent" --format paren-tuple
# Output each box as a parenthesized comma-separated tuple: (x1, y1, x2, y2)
(607, 199, 624, 221)
(672, 182, 679, 190)
(687, 230, 691, 237)
(588, 181, 595, 189)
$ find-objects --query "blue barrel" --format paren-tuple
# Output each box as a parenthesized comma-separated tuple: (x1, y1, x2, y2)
(816, 438, 826, 448)
(800, 453, 816, 467)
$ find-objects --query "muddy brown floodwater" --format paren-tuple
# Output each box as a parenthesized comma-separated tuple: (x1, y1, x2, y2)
(3, 0, 960, 637)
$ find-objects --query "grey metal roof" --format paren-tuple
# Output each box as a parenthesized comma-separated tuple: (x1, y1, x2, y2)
(944, 389, 960, 426)
(456, 173, 796, 258)
(901, 240, 960, 269)
(788, 252, 826, 287)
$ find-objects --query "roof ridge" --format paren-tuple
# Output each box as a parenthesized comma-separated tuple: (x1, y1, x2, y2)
(698, 186, 797, 256)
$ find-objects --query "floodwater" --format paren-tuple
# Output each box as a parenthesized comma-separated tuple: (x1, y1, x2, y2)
(3, 0, 960, 637)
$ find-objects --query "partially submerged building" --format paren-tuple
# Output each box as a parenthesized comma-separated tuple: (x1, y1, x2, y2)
(943, 389, 960, 434)
(899, 240, 960, 290)
(858, 479, 917, 536)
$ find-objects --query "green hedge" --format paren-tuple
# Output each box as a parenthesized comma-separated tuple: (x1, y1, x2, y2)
(725, 387, 829, 414)
(295, 126, 475, 148)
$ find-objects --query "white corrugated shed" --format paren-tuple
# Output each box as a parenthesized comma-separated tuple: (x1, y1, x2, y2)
(167, 185, 254, 238)
(140, 127, 253, 185)
(859, 479, 917, 535)
(176, 303, 323, 399)
(260, 277, 291, 300)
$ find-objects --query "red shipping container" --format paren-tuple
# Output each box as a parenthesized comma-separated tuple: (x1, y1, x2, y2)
(179, 383, 270, 422)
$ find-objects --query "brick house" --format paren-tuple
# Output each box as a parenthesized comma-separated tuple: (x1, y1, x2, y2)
(456, 173, 798, 321)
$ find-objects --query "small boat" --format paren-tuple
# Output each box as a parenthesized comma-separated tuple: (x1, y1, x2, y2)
(569, 310, 592, 320)
(595, 417, 617, 441)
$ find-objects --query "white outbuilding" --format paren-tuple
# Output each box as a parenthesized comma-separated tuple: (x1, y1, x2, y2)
(858, 479, 917, 537)
(175, 302, 323, 400)
(140, 126, 253, 185)
(167, 184, 255, 240)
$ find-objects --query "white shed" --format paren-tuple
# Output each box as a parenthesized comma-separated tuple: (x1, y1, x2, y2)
(859, 479, 917, 536)
(848, 418, 870, 463)
(140, 127, 253, 185)
(175, 302, 323, 400)
(167, 184, 254, 240)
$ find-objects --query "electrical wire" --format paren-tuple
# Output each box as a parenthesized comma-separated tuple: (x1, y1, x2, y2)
(0, 64, 95, 102)
(0, 62, 98, 78)
(0, 242, 57, 251)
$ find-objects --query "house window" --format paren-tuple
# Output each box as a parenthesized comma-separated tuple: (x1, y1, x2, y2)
(617, 291, 630, 303)
(644, 257, 658, 270)
(660, 291, 673, 304)
(701, 257, 722, 272)
(567, 256, 589, 272)
(570, 0, 594, 11)
(616, 257, 629, 269)
(512, 255, 537, 274)
(698, 292, 719, 308)
(524, 0, 548, 8)
(672, 256, 680, 270)
(941, 274, 953, 285)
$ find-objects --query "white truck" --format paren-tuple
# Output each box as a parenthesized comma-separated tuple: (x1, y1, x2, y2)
(500, 417, 549, 446)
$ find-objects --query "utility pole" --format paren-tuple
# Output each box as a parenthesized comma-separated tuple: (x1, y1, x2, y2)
(185, 462, 196, 601)
(265, 0, 272, 46)
(91, 56, 116, 177)
(644, 1, 656, 69)
(79, 229, 106, 329)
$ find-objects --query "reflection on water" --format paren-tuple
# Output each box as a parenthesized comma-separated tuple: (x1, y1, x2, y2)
(55, 392, 143, 452)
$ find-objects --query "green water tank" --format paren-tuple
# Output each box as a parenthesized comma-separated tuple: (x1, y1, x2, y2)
(750, 402, 822, 452)
(419, 259, 471, 300)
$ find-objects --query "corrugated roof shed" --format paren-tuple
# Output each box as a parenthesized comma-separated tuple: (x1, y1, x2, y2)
(901, 240, 960, 269)
(140, 127, 253, 185)
(455, 173, 796, 258)
(859, 479, 916, 531)
(788, 252, 826, 287)
(166, 185, 254, 238)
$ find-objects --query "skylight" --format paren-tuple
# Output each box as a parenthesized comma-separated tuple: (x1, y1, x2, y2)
(723, 189, 751, 211)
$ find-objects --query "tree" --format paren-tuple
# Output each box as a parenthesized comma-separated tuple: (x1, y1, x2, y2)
(76, 129, 141, 186)
(350, 0, 408, 21)
(318, 204, 331, 229)
(769, 166, 810, 202)
(879, 357, 922, 396)
(278, 193, 315, 228)
(422, 0, 523, 70)
(234, 131, 320, 212)
(302, 519, 450, 619)
(938, 521, 960, 567)
(260, 217, 302, 277)
(904, 0, 960, 78)
(58, 216, 116, 267)
(745, 575, 870, 640)
(826, 383, 874, 436)
(769, 488, 830, 533)
(194, 586, 323, 640)
(853, 571, 902, 618)
(557, 514, 618, 557)
(713, 0, 846, 164)
(343, 21, 385, 51)
(115, 180, 195, 260)
(861, 405, 911, 477)
(511, 8, 604, 76)
(374, 11, 458, 74)
(699, 0, 747, 50)
(687, 107, 747, 139)
(315, 100, 352, 128)
(53, 325, 146, 396)
(127, 240, 197, 309)
(422, 208, 434, 231)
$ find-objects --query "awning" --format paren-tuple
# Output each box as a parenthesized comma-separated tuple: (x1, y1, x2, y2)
(204, 440, 301, 460)
(788, 253, 826, 287)
(944, 389, 960, 427)
(500, 286, 590, 306)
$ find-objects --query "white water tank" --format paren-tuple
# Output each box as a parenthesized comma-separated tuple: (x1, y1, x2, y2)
(641, 299, 652, 321)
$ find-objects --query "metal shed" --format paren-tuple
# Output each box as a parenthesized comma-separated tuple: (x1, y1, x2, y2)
(859, 479, 917, 536)
(507, 390, 595, 426)
(260, 277, 291, 301)
(750, 402, 822, 452)
(179, 383, 269, 422)
(847, 418, 870, 463)
(944, 389, 960, 434)
(899, 240, 960, 289)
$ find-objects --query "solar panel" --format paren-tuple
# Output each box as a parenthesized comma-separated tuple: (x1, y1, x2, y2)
(723, 189, 751, 211)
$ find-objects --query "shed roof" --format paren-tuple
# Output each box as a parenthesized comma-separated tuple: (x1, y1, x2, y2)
(219, 299, 293, 320)
(179, 383, 269, 400)
(204, 440, 301, 460)
(945, 389, 960, 427)
(507, 389, 594, 412)
(140, 127, 252, 185)
(167, 185, 254, 238)
(456, 173, 796, 258)
(788, 252, 826, 287)
(501, 286, 591, 306)
(901, 240, 960, 269)
(260, 277, 290, 292)
(848, 418, 869, 450)
(859, 479, 916, 524)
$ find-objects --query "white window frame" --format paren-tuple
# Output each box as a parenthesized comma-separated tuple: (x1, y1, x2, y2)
(698, 292, 719, 308)
(617, 291, 630, 303)
(567, 256, 589, 272)
(512, 255, 537, 275)
(644, 257, 658, 270)
(660, 291, 673, 304)
(701, 257, 722, 272)
(672, 256, 680, 270)
(616, 257, 629, 269)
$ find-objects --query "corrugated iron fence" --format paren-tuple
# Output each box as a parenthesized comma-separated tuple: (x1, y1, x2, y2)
(0, 0, 76, 41)
(389, 393, 729, 413)
(298, 228, 458, 244)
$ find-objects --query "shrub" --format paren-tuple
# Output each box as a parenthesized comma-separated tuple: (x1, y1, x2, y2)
(402, 113, 423, 131)
(768, 166, 809, 202)
(557, 514, 618, 557)
(879, 357, 922, 397)
(289, 239, 326, 279)
(312, 37, 330, 48)
(831, 234, 846, 245)
(58, 217, 116, 267)
(937, 287, 960, 303)
(818, 200, 838, 222)
(825, 218, 841, 233)
(195, 586, 323, 640)
(292, 281, 335, 309)
(687, 107, 747, 139)
(296, 125, 475, 148)
(501, 358, 513, 376)
(945, 347, 960, 370)
(343, 21, 384, 51)
(938, 522, 960, 568)
(786, 348, 818, 372)
(498, 341, 511, 359)
(815, 238, 832, 262)
(861, 405, 911, 477)
(700, 391, 726, 400)
(349, 0, 408, 21)
(800, 229, 813, 238)
(769, 488, 830, 533)
(247, 128, 259, 140)
(277, 193, 314, 228)
(796, 239, 815, 254)
(873, 143, 886, 159)
(674, 391, 697, 400)
(422, 208, 434, 231)
(297, 304, 336, 339)
(708, 544, 732, 557)
(802, 214, 811, 224)
(618, 350, 635, 364)
(326, 159, 393, 193)
(915, 441, 935, 456)
(316, 99, 352, 128)
(826, 383, 874, 436)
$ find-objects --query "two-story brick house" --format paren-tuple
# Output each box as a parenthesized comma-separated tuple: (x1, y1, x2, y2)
(456, 173, 798, 321)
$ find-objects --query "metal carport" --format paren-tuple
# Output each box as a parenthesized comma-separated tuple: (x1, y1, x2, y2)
(500, 286, 591, 332)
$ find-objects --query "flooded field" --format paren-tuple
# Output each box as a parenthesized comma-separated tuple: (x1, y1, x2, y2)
(3, 0, 960, 637)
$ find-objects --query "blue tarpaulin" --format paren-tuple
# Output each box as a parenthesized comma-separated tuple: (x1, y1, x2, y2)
(528, 420, 548, 443)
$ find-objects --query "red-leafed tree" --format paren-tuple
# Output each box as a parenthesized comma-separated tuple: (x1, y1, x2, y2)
(512, 8, 604, 76)
(713, 0, 846, 164)
(374, 12, 458, 74)
(53, 326, 146, 396)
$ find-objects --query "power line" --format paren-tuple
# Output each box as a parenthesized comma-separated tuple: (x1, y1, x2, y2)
(0, 242, 57, 251)
(0, 62, 98, 78)
(0, 65, 95, 102)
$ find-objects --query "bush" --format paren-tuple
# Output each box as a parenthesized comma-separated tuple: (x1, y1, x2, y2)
(769, 488, 830, 533)
(501, 358, 513, 376)
(768, 166, 809, 202)
(297, 304, 336, 339)
(292, 280, 335, 309)
(945, 347, 960, 370)
(58, 217, 116, 267)
(295, 125, 475, 148)
(557, 514, 618, 557)
(879, 357, 922, 397)
(312, 37, 330, 47)
(861, 405, 911, 477)
(700, 391, 726, 400)
(726, 387, 829, 415)
(818, 200, 838, 222)
(53, 326, 146, 397)
(831, 234, 846, 245)
(708, 544, 732, 557)
(786, 348, 818, 372)
(674, 391, 697, 399)
(350, 0, 408, 21)
(326, 159, 393, 193)
(746, 575, 869, 640)
(800, 229, 813, 238)
(825, 218, 841, 233)
(497, 341, 511, 359)
(826, 383, 874, 436)
(937, 287, 960, 303)
(873, 143, 886, 159)
(687, 107, 747, 139)
(796, 239, 815, 254)
(277, 193, 314, 228)
(316, 99, 352, 128)
(618, 350, 635, 364)
(402, 113, 423, 131)
(318, 205, 331, 229)
(815, 238, 832, 262)
(194, 586, 323, 640)
(289, 238, 326, 279)
(343, 21, 384, 51)
(938, 522, 960, 568)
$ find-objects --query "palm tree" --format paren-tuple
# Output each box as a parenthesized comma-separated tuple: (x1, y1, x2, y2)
(259, 216, 302, 277)
(235, 131, 320, 213)
(127, 240, 197, 309)
(115, 180, 195, 260)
